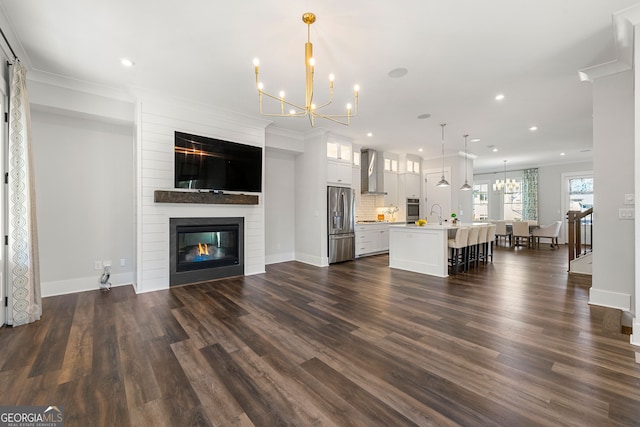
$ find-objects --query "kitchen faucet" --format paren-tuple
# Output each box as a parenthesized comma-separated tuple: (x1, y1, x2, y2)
(429, 203, 443, 225)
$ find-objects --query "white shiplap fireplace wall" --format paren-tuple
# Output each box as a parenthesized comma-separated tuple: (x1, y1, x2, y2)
(135, 96, 269, 293)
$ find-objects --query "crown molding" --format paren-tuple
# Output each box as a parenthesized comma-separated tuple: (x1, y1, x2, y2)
(578, 4, 640, 82)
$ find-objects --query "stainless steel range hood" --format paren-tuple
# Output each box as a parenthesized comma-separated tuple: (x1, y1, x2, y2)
(360, 149, 387, 195)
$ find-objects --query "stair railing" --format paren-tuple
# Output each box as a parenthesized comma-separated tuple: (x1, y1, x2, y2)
(567, 208, 593, 266)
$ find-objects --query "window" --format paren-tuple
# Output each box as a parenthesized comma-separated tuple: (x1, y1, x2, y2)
(502, 180, 523, 221)
(568, 177, 593, 212)
(473, 183, 488, 220)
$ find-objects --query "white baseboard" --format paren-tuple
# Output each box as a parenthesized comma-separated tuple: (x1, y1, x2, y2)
(294, 252, 328, 267)
(41, 272, 135, 297)
(630, 319, 640, 347)
(588, 288, 631, 311)
(265, 252, 295, 265)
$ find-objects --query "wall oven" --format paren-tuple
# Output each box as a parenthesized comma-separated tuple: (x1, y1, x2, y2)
(406, 198, 420, 222)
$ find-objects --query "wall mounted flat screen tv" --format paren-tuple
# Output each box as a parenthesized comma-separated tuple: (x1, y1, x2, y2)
(174, 131, 262, 192)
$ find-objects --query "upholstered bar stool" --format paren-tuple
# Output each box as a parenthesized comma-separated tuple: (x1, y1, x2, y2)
(466, 226, 481, 269)
(486, 224, 497, 262)
(477, 225, 490, 264)
(448, 227, 469, 275)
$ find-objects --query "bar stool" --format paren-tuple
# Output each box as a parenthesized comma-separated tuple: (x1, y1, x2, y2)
(448, 227, 469, 275)
(477, 225, 490, 264)
(466, 226, 481, 270)
(486, 224, 496, 263)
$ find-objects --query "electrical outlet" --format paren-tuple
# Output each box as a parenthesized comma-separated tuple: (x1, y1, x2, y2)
(103, 260, 112, 268)
(120, 258, 126, 267)
(94, 260, 102, 270)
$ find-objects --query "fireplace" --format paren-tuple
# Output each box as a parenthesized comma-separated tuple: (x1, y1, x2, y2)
(170, 217, 244, 286)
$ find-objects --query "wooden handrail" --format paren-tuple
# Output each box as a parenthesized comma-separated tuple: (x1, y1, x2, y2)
(567, 208, 593, 266)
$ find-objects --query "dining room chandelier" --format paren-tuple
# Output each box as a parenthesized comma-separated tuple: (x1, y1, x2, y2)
(252, 12, 360, 127)
(493, 160, 520, 193)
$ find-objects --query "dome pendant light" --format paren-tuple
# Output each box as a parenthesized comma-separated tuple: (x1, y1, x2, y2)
(436, 123, 450, 187)
(460, 134, 472, 191)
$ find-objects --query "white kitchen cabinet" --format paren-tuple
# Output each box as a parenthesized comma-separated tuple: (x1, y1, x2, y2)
(327, 160, 352, 186)
(383, 171, 398, 207)
(327, 141, 352, 163)
(405, 173, 421, 198)
(355, 223, 390, 257)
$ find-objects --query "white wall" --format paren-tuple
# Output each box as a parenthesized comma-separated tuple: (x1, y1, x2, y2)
(135, 96, 269, 293)
(30, 108, 135, 296)
(294, 131, 328, 266)
(590, 69, 634, 311)
(265, 148, 296, 264)
(474, 163, 594, 227)
(537, 161, 593, 231)
(473, 169, 523, 221)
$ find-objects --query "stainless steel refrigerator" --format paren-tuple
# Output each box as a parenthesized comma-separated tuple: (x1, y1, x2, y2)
(328, 186, 355, 264)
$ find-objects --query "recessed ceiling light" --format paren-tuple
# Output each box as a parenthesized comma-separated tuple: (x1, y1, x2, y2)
(529, 126, 538, 131)
(121, 58, 135, 67)
(492, 148, 498, 152)
(417, 113, 431, 120)
(495, 94, 505, 101)
(470, 138, 480, 143)
(388, 68, 408, 78)
(367, 132, 373, 137)
(418, 148, 423, 152)
(560, 152, 566, 156)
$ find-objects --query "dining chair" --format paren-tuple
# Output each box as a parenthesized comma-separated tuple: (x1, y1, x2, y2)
(493, 220, 511, 246)
(512, 221, 531, 248)
(448, 227, 469, 275)
(531, 220, 562, 248)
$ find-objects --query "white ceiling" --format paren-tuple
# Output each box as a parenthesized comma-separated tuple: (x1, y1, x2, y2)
(0, 0, 638, 173)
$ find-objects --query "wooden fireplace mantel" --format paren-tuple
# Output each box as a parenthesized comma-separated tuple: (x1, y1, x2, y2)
(154, 190, 259, 205)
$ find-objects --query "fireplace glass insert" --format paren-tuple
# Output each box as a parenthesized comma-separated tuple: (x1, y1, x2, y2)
(170, 217, 244, 286)
(176, 225, 239, 272)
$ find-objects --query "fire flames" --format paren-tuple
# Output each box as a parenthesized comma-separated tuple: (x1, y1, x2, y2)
(198, 243, 209, 256)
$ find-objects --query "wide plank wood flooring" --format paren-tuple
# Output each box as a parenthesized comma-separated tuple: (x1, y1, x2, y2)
(2, 246, 640, 426)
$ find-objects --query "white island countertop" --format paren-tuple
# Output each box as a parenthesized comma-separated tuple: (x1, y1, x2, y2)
(388, 224, 452, 277)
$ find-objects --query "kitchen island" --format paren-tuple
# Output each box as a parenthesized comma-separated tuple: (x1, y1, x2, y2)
(388, 224, 453, 277)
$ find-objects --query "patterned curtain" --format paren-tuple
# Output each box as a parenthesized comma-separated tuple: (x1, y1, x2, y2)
(7, 60, 41, 326)
(522, 168, 538, 222)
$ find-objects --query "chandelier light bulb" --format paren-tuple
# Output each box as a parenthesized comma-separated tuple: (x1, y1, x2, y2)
(329, 74, 335, 82)
(354, 84, 360, 92)
(279, 91, 285, 99)
(257, 82, 264, 90)
(311, 103, 316, 110)
(252, 58, 260, 66)
(289, 109, 296, 115)
(346, 103, 352, 111)
(309, 58, 315, 67)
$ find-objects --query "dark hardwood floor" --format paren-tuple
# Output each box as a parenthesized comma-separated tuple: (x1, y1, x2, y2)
(1, 245, 639, 426)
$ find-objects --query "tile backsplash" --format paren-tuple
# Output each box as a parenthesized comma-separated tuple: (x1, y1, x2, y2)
(356, 194, 385, 221)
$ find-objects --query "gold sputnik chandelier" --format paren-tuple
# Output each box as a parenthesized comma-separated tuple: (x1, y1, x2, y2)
(253, 12, 360, 127)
